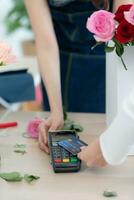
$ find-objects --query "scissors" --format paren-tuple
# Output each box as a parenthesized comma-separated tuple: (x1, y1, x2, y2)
(0, 122, 18, 129)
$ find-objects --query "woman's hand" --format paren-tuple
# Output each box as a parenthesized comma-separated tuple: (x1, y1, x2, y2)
(25, 0, 63, 154)
(78, 138, 107, 167)
(38, 112, 64, 154)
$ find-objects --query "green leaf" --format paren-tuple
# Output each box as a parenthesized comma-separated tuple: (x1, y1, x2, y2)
(124, 42, 132, 47)
(131, 40, 134, 46)
(4, 0, 31, 34)
(61, 119, 83, 132)
(91, 42, 102, 50)
(14, 144, 27, 155)
(120, 57, 127, 70)
(72, 124, 84, 132)
(62, 119, 73, 130)
(14, 150, 27, 155)
(63, 110, 68, 121)
(24, 174, 40, 183)
(113, 39, 124, 57)
(115, 44, 124, 57)
(105, 46, 115, 53)
(62, 123, 73, 130)
(0, 172, 23, 182)
(103, 190, 118, 198)
(14, 144, 26, 148)
(112, 39, 127, 70)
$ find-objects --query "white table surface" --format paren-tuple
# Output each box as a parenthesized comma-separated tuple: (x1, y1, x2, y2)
(0, 111, 134, 200)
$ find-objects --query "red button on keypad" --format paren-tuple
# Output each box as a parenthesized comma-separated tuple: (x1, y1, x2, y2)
(54, 159, 62, 163)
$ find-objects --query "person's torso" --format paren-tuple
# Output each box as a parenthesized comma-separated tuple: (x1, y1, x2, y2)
(48, 0, 113, 54)
(49, 0, 90, 8)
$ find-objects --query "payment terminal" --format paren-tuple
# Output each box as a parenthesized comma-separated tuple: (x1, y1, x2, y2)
(48, 130, 81, 173)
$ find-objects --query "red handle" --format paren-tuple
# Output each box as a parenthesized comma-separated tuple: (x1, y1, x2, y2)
(0, 122, 18, 129)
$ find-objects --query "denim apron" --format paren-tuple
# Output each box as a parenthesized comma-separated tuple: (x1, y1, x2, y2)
(42, 0, 113, 113)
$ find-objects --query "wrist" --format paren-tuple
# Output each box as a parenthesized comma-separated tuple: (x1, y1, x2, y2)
(51, 108, 63, 119)
(50, 102, 63, 113)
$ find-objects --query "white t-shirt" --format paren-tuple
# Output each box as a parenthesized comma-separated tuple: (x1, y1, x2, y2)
(100, 87, 134, 165)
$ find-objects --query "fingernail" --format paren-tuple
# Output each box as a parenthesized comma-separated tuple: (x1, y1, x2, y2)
(80, 146, 86, 150)
(46, 149, 50, 154)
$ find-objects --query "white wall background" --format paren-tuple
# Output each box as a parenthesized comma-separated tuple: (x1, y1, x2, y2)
(0, 0, 33, 56)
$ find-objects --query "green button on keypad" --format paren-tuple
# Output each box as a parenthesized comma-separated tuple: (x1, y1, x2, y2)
(71, 157, 77, 163)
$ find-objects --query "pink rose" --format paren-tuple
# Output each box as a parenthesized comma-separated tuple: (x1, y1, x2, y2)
(0, 42, 16, 66)
(124, 5, 134, 25)
(86, 10, 116, 42)
(27, 117, 43, 138)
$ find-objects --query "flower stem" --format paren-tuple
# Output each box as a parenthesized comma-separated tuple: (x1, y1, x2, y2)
(120, 56, 127, 70)
(63, 54, 73, 115)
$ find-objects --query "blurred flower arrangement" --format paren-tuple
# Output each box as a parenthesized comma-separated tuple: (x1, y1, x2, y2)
(86, 4, 134, 70)
(0, 42, 16, 66)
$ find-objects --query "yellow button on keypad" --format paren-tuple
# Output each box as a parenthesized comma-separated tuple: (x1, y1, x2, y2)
(63, 159, 70, 163)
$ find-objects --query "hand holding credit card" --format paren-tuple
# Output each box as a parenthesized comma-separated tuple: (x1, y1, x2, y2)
(58, 137, 88, 155)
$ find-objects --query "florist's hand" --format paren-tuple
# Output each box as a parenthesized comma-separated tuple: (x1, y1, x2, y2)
(78, 138, 107, 167)
(38, 113, 64, 154)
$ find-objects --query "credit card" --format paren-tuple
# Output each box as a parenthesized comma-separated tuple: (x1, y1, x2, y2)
(58, 137, 88, 155)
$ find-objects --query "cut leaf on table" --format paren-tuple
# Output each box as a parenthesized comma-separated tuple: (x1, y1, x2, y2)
(14, 150, 27, 155)
(24, 174, 40, 183)
(0, 172, 23, 182)
(103, 190, 118, 198)
(14, 144, 26, 148)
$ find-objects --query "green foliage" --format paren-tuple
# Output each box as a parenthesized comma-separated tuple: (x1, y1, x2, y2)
(92, 39, 127, 70)
(62, 119, 83, 132)
(24, 174, 40, 183)
(131, 40, 134, 46)
(14, 149, 27, 155)
(63, 110, 84, 132)
(0, 172, 23, 182)
(105, 45, 115, 53)
(103, 190, 118, 198)
(14, 143, 27, 155)
(114, 40, 124, 57)
(113, 39, 127, 70)
(0, 172, 40, 183)
(5, 0, 31, 34)
(14, 144, 26, 148)
(91, 42, 103, 50)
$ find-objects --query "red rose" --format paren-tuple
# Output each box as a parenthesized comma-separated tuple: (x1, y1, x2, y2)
(114, 4, 132, 23)
(115, 19, 134, 44)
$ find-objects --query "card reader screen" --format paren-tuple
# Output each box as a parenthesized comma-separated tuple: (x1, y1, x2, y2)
(51, 132, 75, 142)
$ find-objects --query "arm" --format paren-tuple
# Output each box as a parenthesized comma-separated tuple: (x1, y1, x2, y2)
(100, 88, 134, 165)
(24, 0, 63, 116)
(24, 0, 63, 153)
(78, 87, 134, 166)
